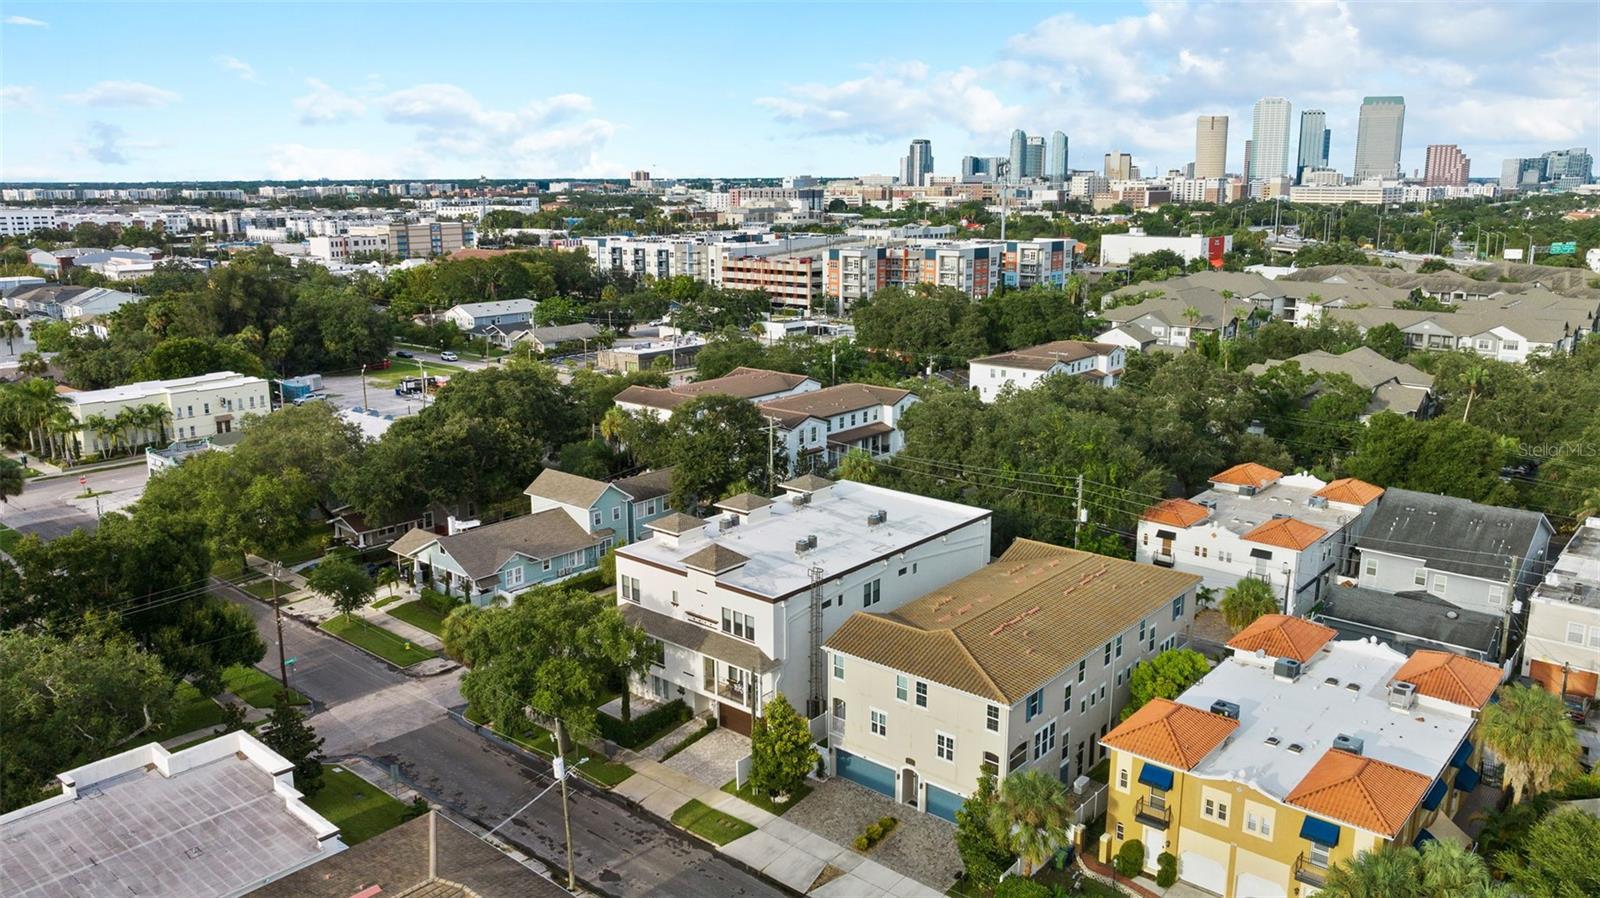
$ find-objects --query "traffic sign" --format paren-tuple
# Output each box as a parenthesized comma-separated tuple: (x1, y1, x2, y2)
(1550, 241, 1577, 255)
(78, 476, 87, 486)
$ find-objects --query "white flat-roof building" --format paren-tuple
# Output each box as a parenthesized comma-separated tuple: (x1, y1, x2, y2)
(64, 370, 271, 457)
(969, 340, 1125, 401)
(614, 475, 992, 734)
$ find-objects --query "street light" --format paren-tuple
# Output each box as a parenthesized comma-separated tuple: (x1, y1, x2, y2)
(359, 364, 369, 410)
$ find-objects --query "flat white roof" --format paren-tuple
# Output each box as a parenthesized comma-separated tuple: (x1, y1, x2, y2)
(617, 481, 989, 599)
(65, 370, 265, 406)
(1189, 473, 1360, 538)
(1175, 639, 1472, 802)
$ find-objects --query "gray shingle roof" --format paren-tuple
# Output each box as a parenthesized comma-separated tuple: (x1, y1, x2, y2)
(525, 468, 610, 508)
(612, 468, 673, 502)
(1357, 488, 1551, 581)
(1314, 584, 1501, 661)
(391, 510, 599, 580)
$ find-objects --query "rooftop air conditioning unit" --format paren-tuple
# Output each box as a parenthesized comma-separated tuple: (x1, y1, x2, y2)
(1210, 699, 1241, 720)
(1332, 734, 1364, 755)
(792, 493, 811, 508)
(1273, 658, 1303, 681)
(867, 509, 888, 526)
(1388, 681, 1417, 710)
(719, 515, 740, 531)
(1309, 496, 1329, 509)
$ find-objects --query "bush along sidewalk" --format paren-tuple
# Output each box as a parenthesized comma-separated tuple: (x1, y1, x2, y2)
(852, 815, 898, 852)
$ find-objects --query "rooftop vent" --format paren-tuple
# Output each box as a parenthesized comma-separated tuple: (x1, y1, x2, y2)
(1332, 734, 1365, 755)
(791, 493, 811, 508)
(1210, 699, 1241, 720)
(1274, 658, 1303, 681)
(1324, 676, 1341, 687)
(1264, 736, 1281, 746)
(867, 509, 888, 526)
(719, 515, 740, 531)
(794, 534, 819, 555)
(1345, 682, 1361, 693)
(1308, 496, 1329, 509)
(1287, 743, 1305, 754)
(1388, 681, 1418, 710)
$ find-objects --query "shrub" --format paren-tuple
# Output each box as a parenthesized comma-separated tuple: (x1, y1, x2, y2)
(1157, 851, 1177, 888)
(1113, 838, 1145, 879)
(853, 835, 870, 851)
(865, 823, 883, 841)
(597, 699, 690, 749)
(878, 815, 897, 830)
(419, 587, 457, 615)
(993, 878, 1050, 898)
(561, 568, 609, 593)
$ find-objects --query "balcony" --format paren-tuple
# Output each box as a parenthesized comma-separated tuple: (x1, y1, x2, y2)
(1134, 796, 1170, 829)
(1294, 853, 1329, 888)
(1151, 551, 1175, 568)
(713, 678, 753, 707)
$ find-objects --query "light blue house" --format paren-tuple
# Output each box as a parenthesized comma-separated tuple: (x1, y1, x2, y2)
(525, 468, 675, 545)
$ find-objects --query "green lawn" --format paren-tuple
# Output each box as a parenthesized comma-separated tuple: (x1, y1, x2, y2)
(275, 524, 331, 567)
(464, 706, 633, 788)
(157, 682, 227, 740)
(722, 778, 812, 816)
(222, 665, 307, 708)
(386, 599, 448, 636)
(321, 615, 437, 667)
(241, 579, 285, 601)
(671, 799, 755, 846)
(372, 592, 405, 609)
(304, 767, 412, 845)
(0, 524, 22, 554)
(367, 362, 466, 387)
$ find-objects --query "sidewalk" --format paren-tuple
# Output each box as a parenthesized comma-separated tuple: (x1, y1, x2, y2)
(614, 757, 944, 898)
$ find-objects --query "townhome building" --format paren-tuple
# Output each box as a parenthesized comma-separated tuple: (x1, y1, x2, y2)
(64, 370, 272, 455)
(2, 284, 139, 320)
(1097, 290, 1249, 348)
(823, 540, 1199, 821)
(756, 383, 917, 468)
(1094, 324, 1158, 354)
(442, 298, 537, 332)
(613, 475, 991, 734)
(968, 340, 1126, 401)
(525, 467, 674, 544)
(1324, 292, 1599, 363)
(1137, 465, 1385, 615)
(1245, 346, 1436, 419)
(613, 367, 820, 421)
(1102, 616, 1499, 896)
(1354, 487, 1553, 616)
(1520, 516, 1600, 763)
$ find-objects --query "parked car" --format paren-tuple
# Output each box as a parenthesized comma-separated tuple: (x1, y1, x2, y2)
(394, 350, 414, 359)
(439, 350, 459, 362)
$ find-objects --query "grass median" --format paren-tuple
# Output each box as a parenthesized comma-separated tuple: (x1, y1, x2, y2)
(305, 767, 412, 845)
(222, 664, 308, 708)
(671, 799, 755, 846)
(321, 615, 437, 667)
(385, 599, 448, 636)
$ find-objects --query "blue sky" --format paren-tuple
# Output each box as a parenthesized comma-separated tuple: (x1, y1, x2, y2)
(2, 1, 1595, 183)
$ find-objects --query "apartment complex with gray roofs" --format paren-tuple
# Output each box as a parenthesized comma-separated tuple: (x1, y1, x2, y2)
(1, 284, 140, 320)
(1098, 284, 1252, 348)
(1245, 345, 1436, 419)
(1324, 293, 1598, 363)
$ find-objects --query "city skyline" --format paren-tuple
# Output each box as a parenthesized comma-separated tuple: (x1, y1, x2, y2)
(1, 1, 1596, 182)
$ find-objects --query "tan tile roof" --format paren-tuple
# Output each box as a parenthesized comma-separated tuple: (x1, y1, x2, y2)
(1242, 517, 1328, 550)
(673, 367, 815, 399)
(1285, 749, 1432, 837)
(1142, 498, 1211, 528)
(1210, 462, 1283, 489)
(781, 473, 835, 493)
(681, 543, 749, 574)
(645, 513, 705, 535)
(1314, 478, 1385, 507)
(824, 540, 1200, 703)
(970, 340, 1119, 371)
(715, 492, 772, 513)
(1101, 699, 1239, 770)
(1390, 650, 1502, 708)
(524, 468, 609, 507)
(759, 383, 911, 418)
(1226, 614, 1336, 663)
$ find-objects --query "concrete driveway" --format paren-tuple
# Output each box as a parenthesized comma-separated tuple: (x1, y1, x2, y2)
(662, 727, 749, 789)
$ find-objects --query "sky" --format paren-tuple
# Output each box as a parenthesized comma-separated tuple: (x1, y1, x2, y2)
(1, 1, 1596, 183)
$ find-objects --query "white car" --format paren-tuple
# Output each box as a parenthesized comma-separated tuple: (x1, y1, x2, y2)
(439, 350, 459, 361)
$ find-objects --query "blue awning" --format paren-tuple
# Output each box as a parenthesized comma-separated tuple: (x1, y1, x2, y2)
(1455, 765, 1481, 793)
(1422, 780, 1447, 811)
(1138, 762, 1174, 791)
(1413, 829, 1436, 848)
(1450, 740, 1473, 769)
(1300, 815, 1342, 847)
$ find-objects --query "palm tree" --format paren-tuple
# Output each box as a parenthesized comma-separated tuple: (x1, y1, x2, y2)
(836, 448, 878, 484)
(1419, 840, 1494, 898)
(46, 405, 77, 464)
(15, 351, 47, 377)
(0, 319, 21, 355)
(1182, 305, 1203, 327)
(82, 413, 116, 457)
(1460, 363, 1487, 422)
(987, 769, 1069, 876)
(1220, 577, 1279, 631)
(0, 457, 24, 503)
(111, 407, 140, 455)
(376, 565, 399, 599)
(135, 403, 171, 448)
(1478, 683, 1580, 804)
(1320, 844, 1421, 898)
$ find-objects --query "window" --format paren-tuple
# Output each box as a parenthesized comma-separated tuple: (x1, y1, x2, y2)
(613, 506, 622, 521)
(915, 681, 928, 707)
(1308, 841, 1331, 867)
(1025, 689, 1044, 721)
(1115, 822, 1125, 840)
(620, 576, 641, 603)
(1117, 767, 1130, 790)
(1138, 620, 1146, 643)
(505, 566, 525, 587)
(1077, 660, 1086, 683)
(203, 402, 210, 414)
(592, 511, 603, 527)
(1569, 622, 1588, 645)
(1365, 558, 1378, 577)
(1431, 574, 1448, 596)
(721, 608, 754, 641)
(983, 751, 999, 771)
(1203, 796, 1229, 823)
(1244, 803, 1274, 839)
(896, 675, 908, 702)
(986, 704, 1000, 732)
(1504, 340, 1520, 351)
(870, 709, 887, 737)
(1032, 722, 1056, 760)
(648, 639, 665, 667)
(1104, 642, 1112, 665)
(832, 698, 846, 720)
(1114, 635, 1123, 659)
(1414, 568, 1427, 587)
(542, 559, 552, 572)
(833, 654, 845, 680)
(1171, 594, 1184, 620)
(862, 579, 881, 607)
(1063, 683, 1073, 710)
(936, 732, 955, 762)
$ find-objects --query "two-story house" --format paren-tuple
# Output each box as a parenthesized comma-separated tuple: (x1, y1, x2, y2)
(441, 298, 537, 332)
(525, 468, 674, 545)
(756, 383, 918, 468)
(1355, 487, 1553, 617)
(1102, 615, 1500, 896)
(1136, 466, 1384, 615)
(967, 340, 1126, 402)
(613, 367, 821, 421)
(1522, 516, 1600, 764)
(612, 475, 991, 734)
(822, 539, 1199, 821)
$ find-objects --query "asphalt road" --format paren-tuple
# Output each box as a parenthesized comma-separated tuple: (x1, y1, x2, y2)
(0, 462, 150, 539)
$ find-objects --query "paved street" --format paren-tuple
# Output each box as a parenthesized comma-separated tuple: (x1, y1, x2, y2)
(0, 462, 150, 539)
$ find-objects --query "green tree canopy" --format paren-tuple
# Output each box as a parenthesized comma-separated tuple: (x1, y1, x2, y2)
(748, 692, 817, 799)
(1124, 648, 1211, 719)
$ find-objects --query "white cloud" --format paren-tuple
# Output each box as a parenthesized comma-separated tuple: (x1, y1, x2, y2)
(215, 55, 256, 82)
(65, 80, 180, 108)
(3, 15, 48, 27)
(756, 60, 1025, 141)
(82, 122, 131, 164)
(374, 83, 614, 174)
(1, 85, 36, 109)
(293, 78, 366, 125)
(266, 144, 403, 180)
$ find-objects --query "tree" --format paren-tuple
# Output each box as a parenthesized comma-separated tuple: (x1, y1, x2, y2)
(305, 555, 376, 619)
(456, 586, 649, 749)
(988, 770, 1069, 876)
(1419, 840, 1496, 898)
(260, 690, 326, 798)
(0, 318, 20, 354)
(1320, 843, 1421, 898)
(1479, 683, 1580, 804)
(1, 623, 174, 811)
(1220, 577, 1279, 631)
(1124, 648, 1210, 719)
(1460, 362, 1488, 422)
(1363, 322, 1407, 360)
(0, 457, 23, 502)
(655, 395, 788, 511)
(836, 448, 879, 484)
(748, 692, 817, 800)
(16, 351, 47, 377)
(376, 565, 399, 599)
(1498, 806, 1600, 898)
(955, 762, 1011, 893)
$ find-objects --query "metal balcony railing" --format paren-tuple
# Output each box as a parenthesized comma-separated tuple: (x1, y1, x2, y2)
(1134, 796, 1170, 829)
(1294, 853, 1329, 887)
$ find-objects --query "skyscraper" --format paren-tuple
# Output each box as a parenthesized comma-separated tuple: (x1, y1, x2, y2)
(1104, 151, 1133, 180)
(1008, 129, 1028, 183)
(1047, 131, 1069, 182)
(1424, 144, 1470, 187)
(1023, 137, 1045, 179)
(1194, 115, 1228, 178)
(900, 138, 933, 186)
(1295, 109, 1330, 183)
(1353, 96, 1405, 181)
(1249, 97, 1292, 181)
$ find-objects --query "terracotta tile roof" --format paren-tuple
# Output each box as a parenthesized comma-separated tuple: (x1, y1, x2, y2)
(1210, 462, 1283, 490)
(1285, 749, 1432, 837)
(1226, 614, 1336, 663)
(1390, 650, 1502, 708)
(1314, 478, 1386, 507)
(1101, 699, 1239, 770)
(1142, 498, 1211, 528)
(825, 540, 1201, 703)
(1242, 517, 1328, 550)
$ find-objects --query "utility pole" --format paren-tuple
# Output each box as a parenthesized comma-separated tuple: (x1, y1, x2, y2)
(1073, 474, 1084, 549)
(765, 415, 778, 491)
(360, 364, 369, 410)
(1499, 555, 1520, 662)
(271, 561, 289, 690)
(554, 717, 577, 892)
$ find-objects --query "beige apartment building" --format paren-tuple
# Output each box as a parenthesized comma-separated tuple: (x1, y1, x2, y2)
(63, 370, 271, 457)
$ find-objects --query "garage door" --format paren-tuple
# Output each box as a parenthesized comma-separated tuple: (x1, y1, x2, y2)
(835, 750, 895, 799)
(718, 702, 752, 736)
(1179, 851, 1227, 895)
(1531, 659, 1599, 698)
(925, 783, 963, 822)
(1235, 872, 1287, 898)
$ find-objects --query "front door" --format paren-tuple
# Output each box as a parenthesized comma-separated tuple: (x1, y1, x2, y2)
(1142, 827, 1167, 874)
(901, 767, 920, 809)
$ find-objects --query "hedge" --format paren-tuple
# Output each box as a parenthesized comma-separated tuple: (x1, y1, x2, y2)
(598, 698, 691, 749)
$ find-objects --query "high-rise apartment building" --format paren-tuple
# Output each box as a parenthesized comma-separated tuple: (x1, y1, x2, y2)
(1295, 109, 1330, 183)
(1542, 147, 1594, 186)
(1249, 97, 1292, 181)
(1353, 96, 1405, 181)
(1047, 131, 1069, 182)
(1424, 144, 1470, 186)
(900, 139, 934, 186)
(1104, 151, 1134, 180)
(1008, 130, 1028, 183)
(960, 155, 1009, 182)
(1022, 137, 1045, 179)
(1194, 115, 1228, 179)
